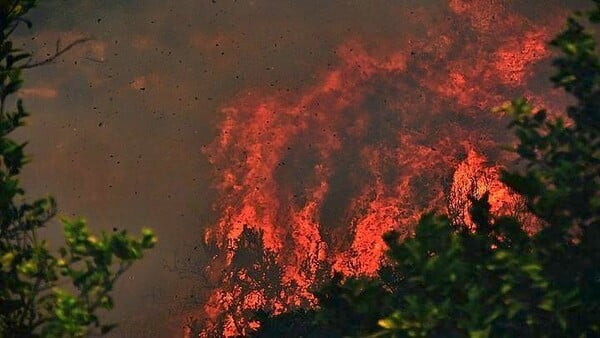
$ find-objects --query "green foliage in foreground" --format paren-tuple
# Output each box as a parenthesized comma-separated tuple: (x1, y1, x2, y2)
(0, 1, 156, 337)
(251, 1, 600, 337)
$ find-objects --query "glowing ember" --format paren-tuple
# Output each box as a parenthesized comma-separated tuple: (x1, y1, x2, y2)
(192, 1, 567, 336)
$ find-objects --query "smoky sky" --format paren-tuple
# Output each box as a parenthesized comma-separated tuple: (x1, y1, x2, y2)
(13, 0, 590, 337)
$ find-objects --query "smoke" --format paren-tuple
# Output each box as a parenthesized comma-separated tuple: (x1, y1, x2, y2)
(197, 0, 577, 336)
(14, 0, 588, 337)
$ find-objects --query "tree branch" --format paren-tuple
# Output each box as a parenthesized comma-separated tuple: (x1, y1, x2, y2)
(22, 37, 92, 69)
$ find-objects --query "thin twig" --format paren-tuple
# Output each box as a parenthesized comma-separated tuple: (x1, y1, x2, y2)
(84, 56, 104, 63)
(22, 37, 92, 69)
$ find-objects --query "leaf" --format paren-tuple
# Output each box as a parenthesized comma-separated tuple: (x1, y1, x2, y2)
(1, 251, 14, 270)
(500, 284, 512, 294)
(538, 298, 554, 311)
(521, 264, 542, 274)
(469, 327, 490, 338)
(377, 318, 398, 330)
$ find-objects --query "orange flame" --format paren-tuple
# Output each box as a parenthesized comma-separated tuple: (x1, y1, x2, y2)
(193, 1, 567, 336)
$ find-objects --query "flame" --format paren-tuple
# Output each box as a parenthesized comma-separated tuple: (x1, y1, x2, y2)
(448, 149, 539, 233)
(193, 1, 567, 336)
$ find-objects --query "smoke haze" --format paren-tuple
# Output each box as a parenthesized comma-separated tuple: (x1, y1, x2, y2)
(15, 0, 588, 336)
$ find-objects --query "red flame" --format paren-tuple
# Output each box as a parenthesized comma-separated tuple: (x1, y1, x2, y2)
(448, 149, 539, 233)
(193, 1, 568, 336)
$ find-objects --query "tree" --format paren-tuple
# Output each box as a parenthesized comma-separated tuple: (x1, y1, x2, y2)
(251, 1, 600, 337)
(0, 1, 156, 337)
(199, 227, 287, 337)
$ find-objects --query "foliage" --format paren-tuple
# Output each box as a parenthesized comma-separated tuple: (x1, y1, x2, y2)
(252, 273, 393, 338)
(252, 1, 600, 337)
(0, 1, 156, 337)
(251, 308, 331, 338)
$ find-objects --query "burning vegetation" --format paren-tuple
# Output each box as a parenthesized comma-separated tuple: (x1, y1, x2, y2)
(189, 1, 574, 336)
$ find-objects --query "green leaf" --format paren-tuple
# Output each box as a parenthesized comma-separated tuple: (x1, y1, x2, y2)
(538, 298, 554, 311)
(521, 263, 542, 274)
(378, 318, 398, 330)
(469, 327, 490, 338)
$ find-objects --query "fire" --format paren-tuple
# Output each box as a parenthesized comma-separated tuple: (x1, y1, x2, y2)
(448, 149, 539, 233)
(192, 1, 568, 336)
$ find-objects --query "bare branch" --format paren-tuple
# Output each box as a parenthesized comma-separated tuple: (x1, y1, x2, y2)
(22, 37, 92, 69)
(84, 56, 104, 64)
